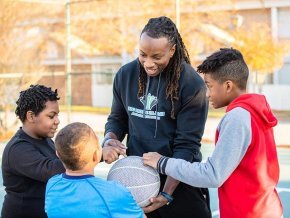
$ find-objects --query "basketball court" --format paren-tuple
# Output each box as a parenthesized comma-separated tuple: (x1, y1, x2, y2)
(0, 113, 290, 218)
(0, 141, 289, 217)
(94, 143, 290, 218)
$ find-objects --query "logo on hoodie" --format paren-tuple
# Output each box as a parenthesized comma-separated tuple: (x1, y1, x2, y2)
(128, 92, 165, 120)
(139, 93, 157, 110)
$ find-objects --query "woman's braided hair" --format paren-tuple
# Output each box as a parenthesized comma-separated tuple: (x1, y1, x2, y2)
(138, 16, 190, 119)
(15, 84, 59, 122)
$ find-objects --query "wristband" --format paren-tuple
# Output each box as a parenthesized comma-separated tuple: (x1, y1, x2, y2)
(160, 191, 174, 205)
(102, 136, 112, 147)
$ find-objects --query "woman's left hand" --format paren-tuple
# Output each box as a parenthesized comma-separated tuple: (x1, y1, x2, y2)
(142, 194, 168, 214)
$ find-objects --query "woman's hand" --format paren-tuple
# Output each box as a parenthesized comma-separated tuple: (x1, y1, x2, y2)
(102, 139, 127, 164)
(142, 194, 169, 214)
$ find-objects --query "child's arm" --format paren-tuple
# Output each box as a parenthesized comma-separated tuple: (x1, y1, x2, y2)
(8, 142, 64, 182)
(144, 107, 252, 188)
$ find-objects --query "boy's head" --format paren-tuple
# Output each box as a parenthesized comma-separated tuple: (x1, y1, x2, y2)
(197, 48, 249, 108)
(55, 122, 102, 171)
(15, 84, 60, 138)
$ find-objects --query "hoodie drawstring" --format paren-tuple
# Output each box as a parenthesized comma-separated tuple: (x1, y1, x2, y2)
(143, 75, 150, 119)
(154, 73, 162, 138)
(143, 73, 161, 138)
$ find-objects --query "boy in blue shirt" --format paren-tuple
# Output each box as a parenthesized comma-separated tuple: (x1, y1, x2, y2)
(45, 122, 144, 218)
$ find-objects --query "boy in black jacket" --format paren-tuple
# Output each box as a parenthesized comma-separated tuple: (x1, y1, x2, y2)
(1, 85, 65, 218)
(102, 16, 210, 218)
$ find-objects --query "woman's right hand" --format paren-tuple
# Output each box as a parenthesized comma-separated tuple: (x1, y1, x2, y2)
(102, 139, 127, 164)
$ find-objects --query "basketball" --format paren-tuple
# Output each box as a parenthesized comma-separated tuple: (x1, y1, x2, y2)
(107, 156, 160, 207)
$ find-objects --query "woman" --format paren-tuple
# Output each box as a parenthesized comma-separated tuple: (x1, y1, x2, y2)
(102, 16, 211, 218)
(1, 85, 65, 218)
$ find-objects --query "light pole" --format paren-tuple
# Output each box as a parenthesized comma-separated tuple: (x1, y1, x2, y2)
(16, 0, 72, 123)
(65, 0, 72, 123)
(175, 0, 180, 30)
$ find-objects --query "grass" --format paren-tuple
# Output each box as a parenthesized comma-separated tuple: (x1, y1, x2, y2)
(273, 110, 290, 121)
(2, 104, 289, 119)
(59, 105, 110, 114)
(208, 107, 226, 118)
(59, 105, 228, 118)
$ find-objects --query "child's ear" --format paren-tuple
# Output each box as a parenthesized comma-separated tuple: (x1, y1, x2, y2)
(26, 111, 35, 123)
(225, 80, 234, 93)
(93, 150, 100, 163)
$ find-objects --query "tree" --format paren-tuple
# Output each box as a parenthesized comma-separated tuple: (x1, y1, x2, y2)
(1, 0, 288, 137)
(231, 23, 289, 92)
(0, 1, 53, 138)
(70, 0, 234, 60)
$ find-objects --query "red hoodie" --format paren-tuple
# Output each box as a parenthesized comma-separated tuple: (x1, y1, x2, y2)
(216, 94, 283, 218)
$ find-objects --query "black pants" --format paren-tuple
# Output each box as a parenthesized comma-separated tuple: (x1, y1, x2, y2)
(146, 175, 211, 218)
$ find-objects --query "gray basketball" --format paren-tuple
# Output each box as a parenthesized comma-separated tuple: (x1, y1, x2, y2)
(107, 156, 160, 207)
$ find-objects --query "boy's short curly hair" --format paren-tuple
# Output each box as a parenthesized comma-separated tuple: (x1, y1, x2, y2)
(15, 85, 59, 123)
(197, 48, 249, 89)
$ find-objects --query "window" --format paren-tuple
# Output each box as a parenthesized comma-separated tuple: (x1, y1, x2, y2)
(278, 8, 290, 39)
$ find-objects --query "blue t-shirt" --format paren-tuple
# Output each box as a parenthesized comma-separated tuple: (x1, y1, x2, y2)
(45, 174, 143, 218)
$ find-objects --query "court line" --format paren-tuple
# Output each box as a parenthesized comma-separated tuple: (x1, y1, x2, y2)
(277, 187, 290, 193)
(212, 210, 220, 217)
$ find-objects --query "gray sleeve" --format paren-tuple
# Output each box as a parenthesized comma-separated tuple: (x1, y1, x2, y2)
(162, 107, 251, 188)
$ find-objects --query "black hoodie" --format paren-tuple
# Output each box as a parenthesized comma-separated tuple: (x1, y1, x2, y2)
(105, 59, 208, 163)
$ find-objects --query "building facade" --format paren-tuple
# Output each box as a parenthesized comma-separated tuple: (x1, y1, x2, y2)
(39, 0, 290, 109)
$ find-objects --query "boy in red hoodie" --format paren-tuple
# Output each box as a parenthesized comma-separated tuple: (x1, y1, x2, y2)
(143, 48, 283, 218)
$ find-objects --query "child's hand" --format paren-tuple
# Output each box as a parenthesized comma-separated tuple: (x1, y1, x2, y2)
(142, 152, 162, 169)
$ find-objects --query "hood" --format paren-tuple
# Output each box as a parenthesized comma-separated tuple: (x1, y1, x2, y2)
(226, 93, 277, 127)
